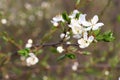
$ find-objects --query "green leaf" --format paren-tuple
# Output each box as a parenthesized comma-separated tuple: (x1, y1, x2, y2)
(96, 35, 104, 41)
(93, 29, 100, 36)
(57, 54, 66, 61)
(75, 13, 80, 19)
(2, 36, 9, 42)
(96, 31, 115, 42)
(62, 12, 70, 23)
(103, 31, 115, 42)
(18, 48, 30, 56)
(66, 53, 76, 59)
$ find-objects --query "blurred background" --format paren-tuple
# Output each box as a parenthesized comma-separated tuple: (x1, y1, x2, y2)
(0, 0, 120, 80)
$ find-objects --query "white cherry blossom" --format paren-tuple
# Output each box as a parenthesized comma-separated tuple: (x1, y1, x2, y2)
(26, 53, 39, 66)
(69, 19, 83, 35)
(81, 15, 104, 30)
(78, 32, 94, 48)
(51, 15, 64, 26)
(56, 46, 64, 53)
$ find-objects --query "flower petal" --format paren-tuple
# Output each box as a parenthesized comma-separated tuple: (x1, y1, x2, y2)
(83, 26, 92, 31)
(83, 32, 88, 40)
(79, 14, 86, 23)
(81, 21, 91, 26)
(92, 22, 104, 30)
(91, 15, 99, 24)
(88, 36, 94, 43)
(73, 34, 82, 39)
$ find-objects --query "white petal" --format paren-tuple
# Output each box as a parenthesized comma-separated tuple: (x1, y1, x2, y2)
(88, 36, 94, 43)
(73, 10, 79, 14)
(91, 15, 99, 24)
(73, 34, 82, 39)
(83, 26, 92, 31)
(57, 46, 64, 53)
(29, 53, 36, 57)
(83, 32, 88, 40)
(79, 42, 89, 48)
(78, 39, 90, 48)
(51, 21, 59, 26)
(69, 10, 79, 19)
(79, 14, 86, 24)
(78, 38, 84, 44)
(60, 33, 65, 39)
(81, 21, 91, 26)
(25, 43, 32, 48)
(92, 23, 104, 30)
(28, 39, 33, 44)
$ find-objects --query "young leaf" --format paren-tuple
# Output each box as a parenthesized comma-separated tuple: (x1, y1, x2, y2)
(66, 53, 76, 59)
(62, 12, 70, 23)
(103, 31, 115, 42)
(57, 54, 66, 61)
(93, 29, 100, 36)
(96, 35, 104, 41)
(18, 48, 30, 57)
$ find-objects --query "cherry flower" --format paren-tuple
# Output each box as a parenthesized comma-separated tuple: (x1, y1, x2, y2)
(69, 19, 82, 34)
(81, 15, 104, 30)
(51, 15, 64, 26)
(56, 46, 64, 53)
(26, 53, 39, 66)
(78, 32, 94, 48)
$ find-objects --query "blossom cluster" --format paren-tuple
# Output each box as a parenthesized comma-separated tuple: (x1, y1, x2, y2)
(21, 39, 39, 66)
(51, 10, 104, 50)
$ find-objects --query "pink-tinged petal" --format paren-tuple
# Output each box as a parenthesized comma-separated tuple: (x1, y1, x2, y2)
(91, 15, 99, 24)
(92, 23, 104, 30)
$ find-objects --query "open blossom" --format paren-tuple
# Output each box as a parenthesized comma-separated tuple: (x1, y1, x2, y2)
(78, 32, 94, 48)
(26, 53, 39, 66)
(69, 19, 83, 34)
(51, 15, 64, 26)
(51, 10, 104, 49)
(81, 15, 104, 30)
(56, 46, 64, 53)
